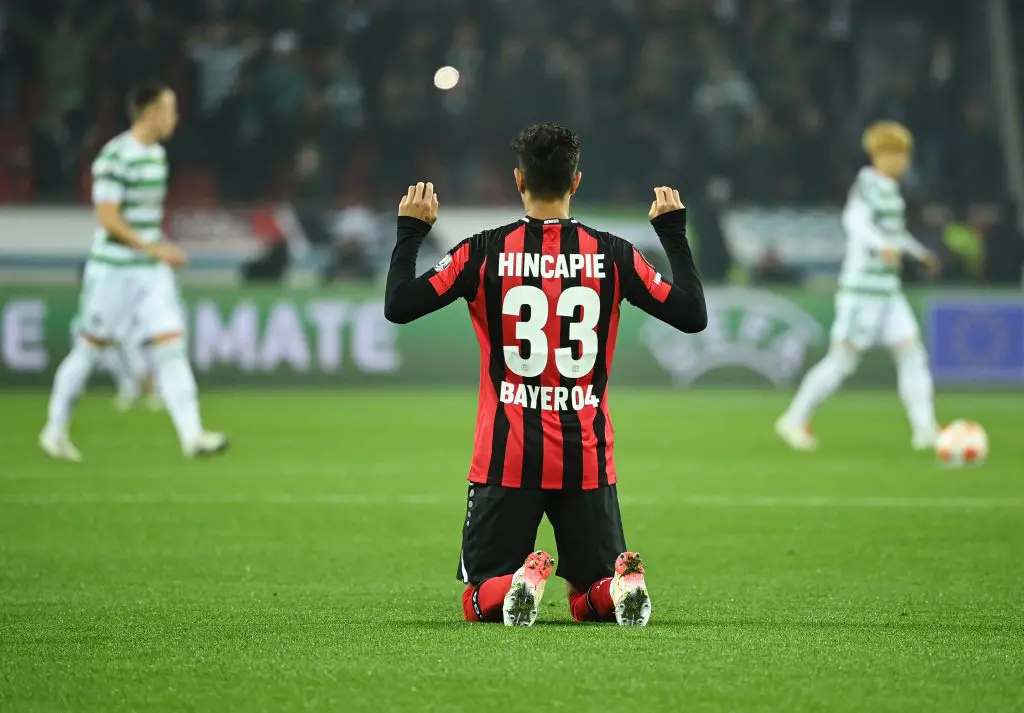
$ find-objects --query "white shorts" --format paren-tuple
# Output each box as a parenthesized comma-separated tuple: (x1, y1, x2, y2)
(830, 291, 920, 350)
(70, 313, 148, 347)
(77, 261, 184, 342)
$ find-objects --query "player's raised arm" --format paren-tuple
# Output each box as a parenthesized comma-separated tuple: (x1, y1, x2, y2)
(611, 187, 707, 333)
(384, 181, 479, 324)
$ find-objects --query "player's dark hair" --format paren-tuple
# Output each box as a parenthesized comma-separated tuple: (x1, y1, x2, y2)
(512, 123, 581, 201)
(128, 81, 170, 120)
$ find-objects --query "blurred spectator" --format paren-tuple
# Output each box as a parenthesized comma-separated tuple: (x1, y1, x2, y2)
(752, 247, 801, 285)
(0, 0, 14, 118)
(438, 22, 486, 199)
(791, 105, 835, 203)
(736, 105, 789, 202)
(866, 76, 922, 130)
(447, 20, 485, 86)
(377, 70, 431, 194)
(212, 68, 272, 201)
(692, 53, 758, 168)
(320, 47, 365, 135)
(982, 199, 1024, 285)
(30, 109, 75, 200)
(586, 34, 628, 196)
(257, 30, 311, 136)
(943, 212, 985, 280)
(946, 99, 1005, 206)
(12, 5, 115, 133)
(186, 21, 261, 118)
(291, 99, 334, 241)
(109, 1, 178, 110)
(904, 203, 959, 283)
(241, 206, 290, 283)
(323, 205, 381, 282)
(489, 38, 548, 148)
(0, 0, 1011, 249)
(690, 178, 734, 283)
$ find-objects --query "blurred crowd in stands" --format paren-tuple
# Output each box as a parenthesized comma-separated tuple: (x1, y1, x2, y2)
(1, 0, 1021, 284)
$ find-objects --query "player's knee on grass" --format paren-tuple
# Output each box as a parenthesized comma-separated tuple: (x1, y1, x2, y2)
(462, 585, 479, 622)
(461, 574, 517, 623)
(566, 579, 616, 623)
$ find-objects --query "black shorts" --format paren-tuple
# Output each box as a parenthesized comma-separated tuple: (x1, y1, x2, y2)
(455, 483, 627, 589)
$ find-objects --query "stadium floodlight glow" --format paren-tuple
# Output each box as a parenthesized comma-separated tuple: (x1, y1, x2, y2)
(433, 66, 460, 91)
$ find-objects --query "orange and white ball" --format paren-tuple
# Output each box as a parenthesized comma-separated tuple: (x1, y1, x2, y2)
(935, 420, 988, 467)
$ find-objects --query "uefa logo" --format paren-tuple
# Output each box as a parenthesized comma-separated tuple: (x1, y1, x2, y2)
(643, 287, 824, 386)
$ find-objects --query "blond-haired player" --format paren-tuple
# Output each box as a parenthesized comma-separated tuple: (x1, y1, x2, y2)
(776, 121, 939, 451)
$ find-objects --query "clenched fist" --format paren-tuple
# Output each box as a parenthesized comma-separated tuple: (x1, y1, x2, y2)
(398, 181, 439, 225)
(648, 186, 685, 220)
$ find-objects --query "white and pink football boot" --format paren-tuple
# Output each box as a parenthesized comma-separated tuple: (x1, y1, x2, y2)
(502, 550, 555, 627)
(611, 552, 652, 627)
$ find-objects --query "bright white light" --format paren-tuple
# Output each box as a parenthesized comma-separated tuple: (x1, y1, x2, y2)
(433, 66, 460, 91)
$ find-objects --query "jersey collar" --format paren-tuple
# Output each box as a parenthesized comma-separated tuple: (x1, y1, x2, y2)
(521, 216, 578, 225)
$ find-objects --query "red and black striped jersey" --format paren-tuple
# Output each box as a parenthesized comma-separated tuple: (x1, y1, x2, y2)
(385, 210, 706, 490)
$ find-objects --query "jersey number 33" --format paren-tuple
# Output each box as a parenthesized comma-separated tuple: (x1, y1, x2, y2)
(502, 285, 601, 379)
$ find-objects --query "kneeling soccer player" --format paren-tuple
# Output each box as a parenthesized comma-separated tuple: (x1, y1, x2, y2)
(384, 123, 707, 626)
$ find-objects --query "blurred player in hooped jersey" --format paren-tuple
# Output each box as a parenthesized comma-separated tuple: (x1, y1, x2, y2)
(777, 121, 940, 451)
(40, 82, 226, 461)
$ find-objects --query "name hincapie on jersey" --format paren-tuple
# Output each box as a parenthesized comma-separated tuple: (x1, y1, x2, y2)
(385, 207, 705, 491)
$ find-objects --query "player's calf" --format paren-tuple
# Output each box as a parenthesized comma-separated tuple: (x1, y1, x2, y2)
(892, 339, 938, 450)
(778, 343, 861, 450)
(41, 336, 106, 461)
(150, 335, 227, 458)
(567, 552, 653, 626)
(568, 577, 616, 622)
(461, 550, 554, 627)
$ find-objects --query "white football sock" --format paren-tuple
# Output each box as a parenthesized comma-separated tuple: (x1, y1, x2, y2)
(152, 339, 202, 448)
(894, 342, 937, 435)
(108, 345, 141, 401)
(45, 340, 100, 435)
(123, 340, 150, 395)
(784, 345, 860, 425)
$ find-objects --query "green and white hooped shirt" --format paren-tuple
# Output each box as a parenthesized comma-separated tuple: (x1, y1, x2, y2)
(837, 166, 909, 296)
(89, 131, 168, 266)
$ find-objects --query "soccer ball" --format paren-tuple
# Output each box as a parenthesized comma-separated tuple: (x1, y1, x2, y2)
(934, 420, 988, 467)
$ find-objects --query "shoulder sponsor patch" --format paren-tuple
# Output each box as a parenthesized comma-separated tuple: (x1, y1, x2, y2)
(434, 254, 453, 273)
(636, 249, 657, 271)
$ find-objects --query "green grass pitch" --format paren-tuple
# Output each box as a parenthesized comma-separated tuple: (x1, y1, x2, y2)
(1, 389, 1022, 712)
